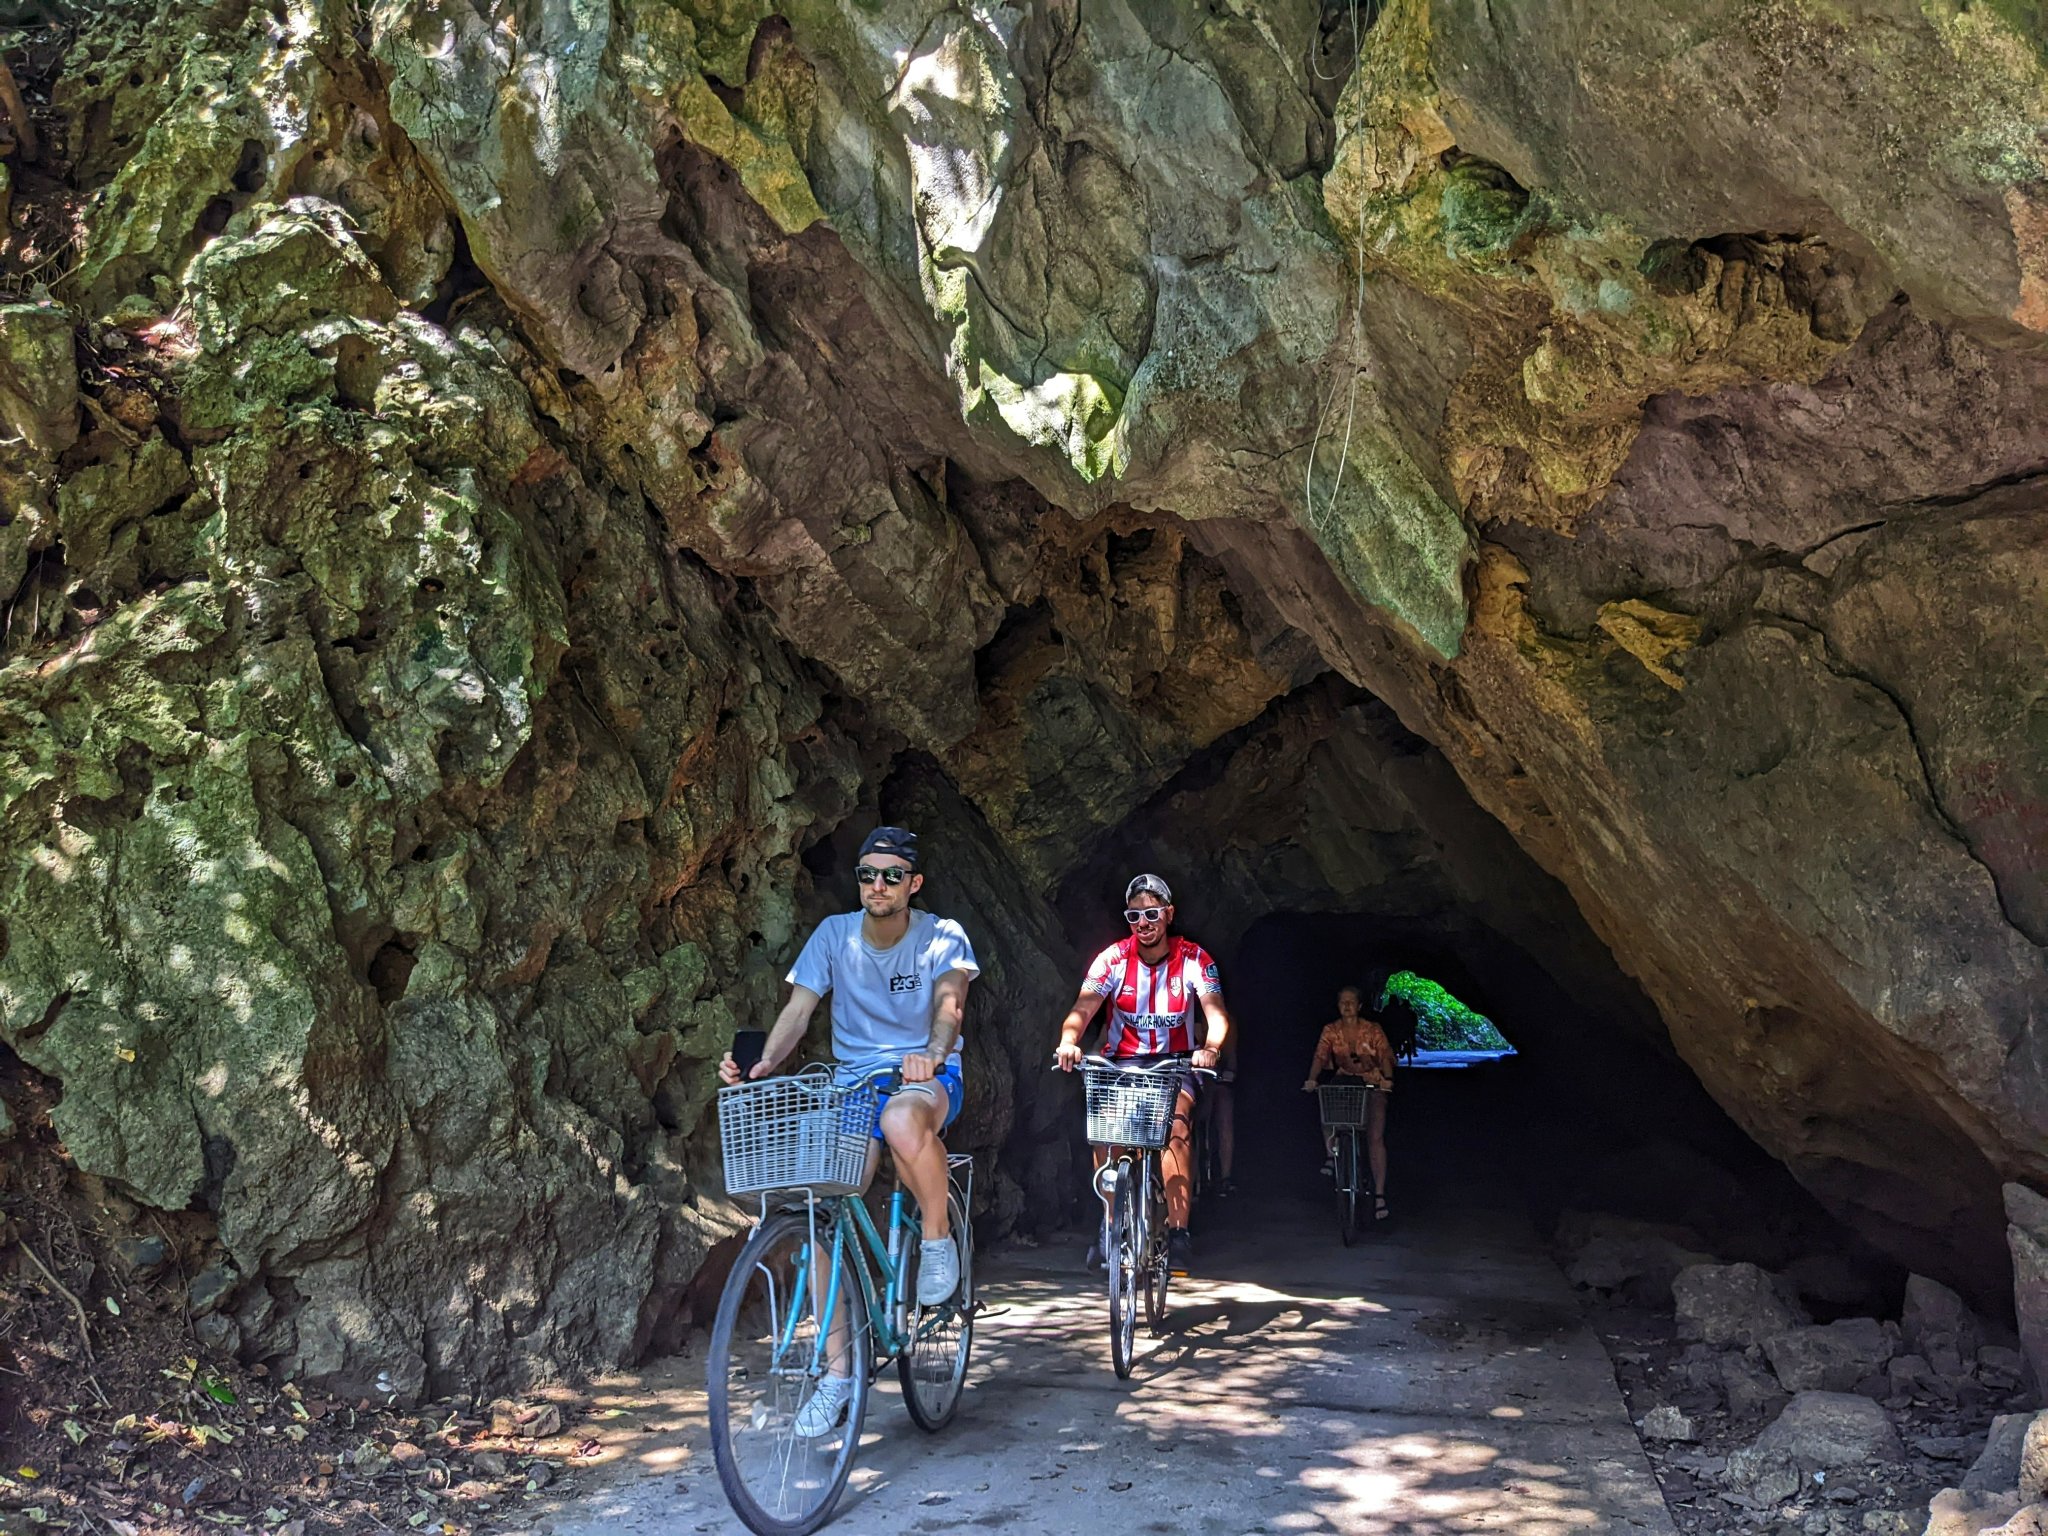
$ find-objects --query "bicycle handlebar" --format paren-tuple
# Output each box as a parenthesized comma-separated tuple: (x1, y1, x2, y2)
(722, 1061, 907, 1092)
(1051, 1054, 1218, 1078)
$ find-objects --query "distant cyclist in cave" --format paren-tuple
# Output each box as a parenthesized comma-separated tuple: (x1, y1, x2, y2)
(1302, 981, 1396, 1223)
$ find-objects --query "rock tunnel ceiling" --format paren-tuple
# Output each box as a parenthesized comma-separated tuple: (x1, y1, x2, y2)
(0, 0, 2044, 1395)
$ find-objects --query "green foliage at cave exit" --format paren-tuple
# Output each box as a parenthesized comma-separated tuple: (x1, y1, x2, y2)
(1380, 971, 1516, 1053)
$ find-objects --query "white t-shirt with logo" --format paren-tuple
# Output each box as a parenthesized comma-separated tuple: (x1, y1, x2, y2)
(786, 909, 979, 1074)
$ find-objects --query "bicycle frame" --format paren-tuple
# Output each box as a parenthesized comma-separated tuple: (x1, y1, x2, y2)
(769, 1189, 908, 1374)
(1330, 1125, 1360, 1192)
(1081, 1055, 1210, 1251)
(1096, 1147, 1161, 1242)
(769, 1147, 977, 1374)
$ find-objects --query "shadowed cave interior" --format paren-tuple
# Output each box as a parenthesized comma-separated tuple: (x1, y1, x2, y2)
(834, 673, 1904, 1313)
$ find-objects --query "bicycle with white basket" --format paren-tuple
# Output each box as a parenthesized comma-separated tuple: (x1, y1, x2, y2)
(1076, 1054, 1214, 1378)
(707, 1064, 975, 1535)
(1318, 1082, 1375, 1246)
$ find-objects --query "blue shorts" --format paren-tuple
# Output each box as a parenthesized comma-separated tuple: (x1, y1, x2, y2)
(869, 1061, 963, 1140)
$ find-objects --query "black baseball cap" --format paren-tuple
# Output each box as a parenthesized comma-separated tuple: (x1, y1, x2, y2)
(1125, 873, 1172, 904)
(858, 826, 920, 867)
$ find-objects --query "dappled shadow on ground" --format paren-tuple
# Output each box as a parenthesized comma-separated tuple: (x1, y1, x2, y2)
(538, 1185, 1671, 1535)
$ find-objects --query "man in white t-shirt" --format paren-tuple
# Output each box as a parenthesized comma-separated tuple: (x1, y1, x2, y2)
(719, 826, 979, 1320)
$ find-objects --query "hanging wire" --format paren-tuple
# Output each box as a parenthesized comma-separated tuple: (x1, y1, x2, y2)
(1303, 0, 1374, 528)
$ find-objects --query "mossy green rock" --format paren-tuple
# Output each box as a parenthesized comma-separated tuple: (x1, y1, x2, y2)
(776, 0, 1476, 654)
(0, 302, 76, 457)
(2, 190, 860, 1393)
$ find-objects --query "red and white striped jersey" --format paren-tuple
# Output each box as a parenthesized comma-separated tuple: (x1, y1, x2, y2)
(1082, 935, 1223, 1058)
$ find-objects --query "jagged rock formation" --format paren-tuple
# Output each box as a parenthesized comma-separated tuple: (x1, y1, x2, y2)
(0, 0, 2043, 1394)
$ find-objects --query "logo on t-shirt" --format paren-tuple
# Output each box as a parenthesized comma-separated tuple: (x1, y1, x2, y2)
(889, 971, 922, 995)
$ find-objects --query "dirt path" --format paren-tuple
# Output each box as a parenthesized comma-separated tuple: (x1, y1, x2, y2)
(533, 1186, 1674, 1535)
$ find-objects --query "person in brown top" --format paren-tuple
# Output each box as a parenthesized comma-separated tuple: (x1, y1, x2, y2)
(1300, 985, 1394, 1221)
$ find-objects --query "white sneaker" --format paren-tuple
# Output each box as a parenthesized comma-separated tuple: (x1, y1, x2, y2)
(793, 1374, 853, 1439)
(916, 1236, 960, 1306)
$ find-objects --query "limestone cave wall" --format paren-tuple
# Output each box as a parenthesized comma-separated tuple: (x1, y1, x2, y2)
(0, 0, 2043, 1393)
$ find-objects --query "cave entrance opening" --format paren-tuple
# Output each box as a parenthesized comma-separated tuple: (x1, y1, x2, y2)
(1381, 966, 1518, 1065)
(1220, 911, 1536, 1215)
(1144, 903, 1878, 1292)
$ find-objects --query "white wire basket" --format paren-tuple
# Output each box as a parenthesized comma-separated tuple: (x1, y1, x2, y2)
(718, 1069, 879, 1196)
(1083, 1064, 1180, 1149)
(1317, 1083, 1370, 1129)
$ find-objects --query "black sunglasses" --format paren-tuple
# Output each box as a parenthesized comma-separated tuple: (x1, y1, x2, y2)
(1124, 906, 1169, 924)
(855, 865, 913, 886)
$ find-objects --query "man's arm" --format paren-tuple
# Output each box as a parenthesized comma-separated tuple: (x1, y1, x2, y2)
(720, 985, 824, 1084)
(763, 985, 824, 1071)
(903, 968, 972, 1084)
(1193, 989, 1231, 1068)
(1054, 988, 1107, 1068)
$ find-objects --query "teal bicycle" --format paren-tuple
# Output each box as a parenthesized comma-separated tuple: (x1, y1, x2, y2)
(708, 1065, 975, 1535)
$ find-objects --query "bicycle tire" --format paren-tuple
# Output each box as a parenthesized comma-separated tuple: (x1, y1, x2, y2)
(1339, 1129, 1361, 1247)
(708, 1209, 872, 1536)
(1108, 1165, 1139, 1379)
(899, 1183, 974, 1431)
(1144, 1160, 1171, 1333)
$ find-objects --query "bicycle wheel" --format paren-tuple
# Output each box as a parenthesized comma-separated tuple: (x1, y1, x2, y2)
(708, 1210, 872, 1536)
(898, 1183, 974, 1431)
(1339, 1130, 1361, 1247)
(1143, 1162, 1171, 1334)
(1107, 1165, 1139, 1379)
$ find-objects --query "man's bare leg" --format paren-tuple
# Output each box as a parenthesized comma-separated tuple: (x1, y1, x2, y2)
(817, 1092, 950, 1376)
(880, 1086, 952, 1240)
(1162, 1087, 1196, 1227)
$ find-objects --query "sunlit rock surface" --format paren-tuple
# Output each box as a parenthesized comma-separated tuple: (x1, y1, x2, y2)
(0, 0, 2043, 1390)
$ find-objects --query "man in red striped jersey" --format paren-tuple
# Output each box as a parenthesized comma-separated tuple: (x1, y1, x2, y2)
(1054, 873, 1233, 1276)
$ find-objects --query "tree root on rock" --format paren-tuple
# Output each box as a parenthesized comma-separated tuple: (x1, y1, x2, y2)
(19, 1234, 112, 1406)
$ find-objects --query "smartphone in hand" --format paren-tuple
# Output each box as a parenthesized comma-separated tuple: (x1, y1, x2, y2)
(731, 1029, 768, 1077)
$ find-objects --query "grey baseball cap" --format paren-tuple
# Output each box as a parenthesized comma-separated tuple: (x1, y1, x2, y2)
(1124, 873, 1173, 905)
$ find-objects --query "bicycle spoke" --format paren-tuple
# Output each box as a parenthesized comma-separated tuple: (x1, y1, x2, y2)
(710, 1212, 869, 1535)
(1109, 1166, 1139, 1378)
(1144, 1159, 1170, 1331)
(899, 1186, 974, 1431)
